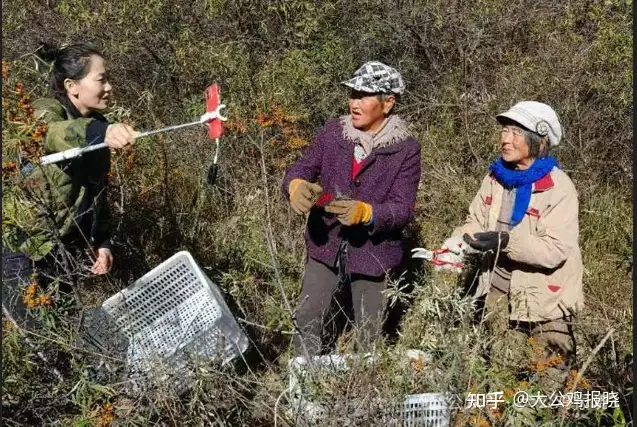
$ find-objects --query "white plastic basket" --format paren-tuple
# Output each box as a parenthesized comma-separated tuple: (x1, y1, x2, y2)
(288, 354, 450, 426)
(102, 251, 249, 383)
(397, 393, 450, 427)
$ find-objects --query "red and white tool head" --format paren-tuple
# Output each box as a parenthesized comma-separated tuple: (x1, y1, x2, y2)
(205, 83, 224, 140)
(204, 83, 226, 185)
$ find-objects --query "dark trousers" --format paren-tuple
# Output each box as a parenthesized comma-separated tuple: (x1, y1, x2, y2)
(2, 248, 76, 326)
(2, 251, 40, 326)
(480, 287, 576, 390)
(292, 257, 387, 356)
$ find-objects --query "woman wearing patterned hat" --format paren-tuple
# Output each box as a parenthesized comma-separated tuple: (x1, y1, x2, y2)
(282, 61, 422, 355)
(421, 101, 583, 389)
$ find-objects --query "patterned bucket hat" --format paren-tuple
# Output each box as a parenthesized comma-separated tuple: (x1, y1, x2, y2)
(341, 61, 405, 95)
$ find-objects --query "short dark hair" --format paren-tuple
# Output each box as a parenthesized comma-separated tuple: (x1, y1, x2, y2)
(521, 127, 550, 158)
(36, 42, 104, 102)
(376, 93, 399, 114)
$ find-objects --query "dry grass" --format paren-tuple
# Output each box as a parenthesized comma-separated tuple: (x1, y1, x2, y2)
(2, 0, 632, 425)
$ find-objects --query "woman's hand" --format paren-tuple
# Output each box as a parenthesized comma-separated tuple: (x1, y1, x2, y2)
(442, 236, 469, 254)
(289, 179, 323, 214)
(412, 244, 465, 273)
(91, 248, 113, 275)
(463, 232, 509, 252)
(105, 123, 138, 149)
(325, 200, 373, 226)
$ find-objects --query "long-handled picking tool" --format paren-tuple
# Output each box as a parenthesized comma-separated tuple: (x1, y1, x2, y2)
(39, 83, 228, 184)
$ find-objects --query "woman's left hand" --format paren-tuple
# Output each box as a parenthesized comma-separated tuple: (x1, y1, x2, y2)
(325, 200, 373, 226)
(91, 248, 113, 275)
(463, 232, 509, 252)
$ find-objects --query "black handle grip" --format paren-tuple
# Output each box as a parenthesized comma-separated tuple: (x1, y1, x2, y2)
(207, 164, 218, 185)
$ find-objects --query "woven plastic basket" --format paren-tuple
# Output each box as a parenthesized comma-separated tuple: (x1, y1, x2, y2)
(397, 393, 450, 427)
(102, 251, 249, 383)
(288, 354, 450, 426)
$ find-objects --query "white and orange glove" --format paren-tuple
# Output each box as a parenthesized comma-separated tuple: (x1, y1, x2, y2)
(324, 199, 373, 226)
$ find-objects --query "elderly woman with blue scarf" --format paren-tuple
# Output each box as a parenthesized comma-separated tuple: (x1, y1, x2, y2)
(428, 101, 584, 388)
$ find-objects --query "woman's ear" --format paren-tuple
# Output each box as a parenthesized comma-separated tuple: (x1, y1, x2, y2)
(382, 95, 396, 115)
(64, 78, 78, 97)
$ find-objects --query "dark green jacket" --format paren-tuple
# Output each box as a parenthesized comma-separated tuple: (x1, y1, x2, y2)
(2, 97, 111, 260)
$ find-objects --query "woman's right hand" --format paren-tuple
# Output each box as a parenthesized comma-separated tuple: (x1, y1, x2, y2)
(289, 178, 323, 215)
(105, 123, 139, 149)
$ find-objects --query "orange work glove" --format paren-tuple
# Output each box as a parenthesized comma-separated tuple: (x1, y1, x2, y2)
(324, 199, 373, 226)
(289, 179, 323, 215)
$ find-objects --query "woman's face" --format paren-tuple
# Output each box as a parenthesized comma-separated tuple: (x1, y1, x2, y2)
(499, 124, 532, 167)
(348, 90, 394, 132)
(65, 55, 112, 115)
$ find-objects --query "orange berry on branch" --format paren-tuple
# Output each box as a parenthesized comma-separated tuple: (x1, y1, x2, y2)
(37, 294, 53, 307)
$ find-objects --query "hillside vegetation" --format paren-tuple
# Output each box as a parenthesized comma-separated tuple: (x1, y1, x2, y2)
(2, 0, 632, 425)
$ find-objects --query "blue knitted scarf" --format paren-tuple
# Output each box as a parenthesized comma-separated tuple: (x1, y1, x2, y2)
(489, 156, 559, 226)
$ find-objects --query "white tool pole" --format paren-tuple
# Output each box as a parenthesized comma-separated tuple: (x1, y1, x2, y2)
(39, 105, 226, 166)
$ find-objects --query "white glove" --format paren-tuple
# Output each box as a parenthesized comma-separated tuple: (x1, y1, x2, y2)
(442, 235, 469, 254)
(433, 251, 464, 273)
(434, 235, 470, 273)
(411, 236, 468, 260)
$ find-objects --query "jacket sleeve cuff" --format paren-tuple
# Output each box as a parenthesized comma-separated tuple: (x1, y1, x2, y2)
(95, 237, 112, 250)
(93, 228, 112, 249)
(282, 174, 295, 200)
(368, 202, 395, 234)
(504, 226, 524, 257)
(86, 119, 109, 146)
(364, 211, 374, 227)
